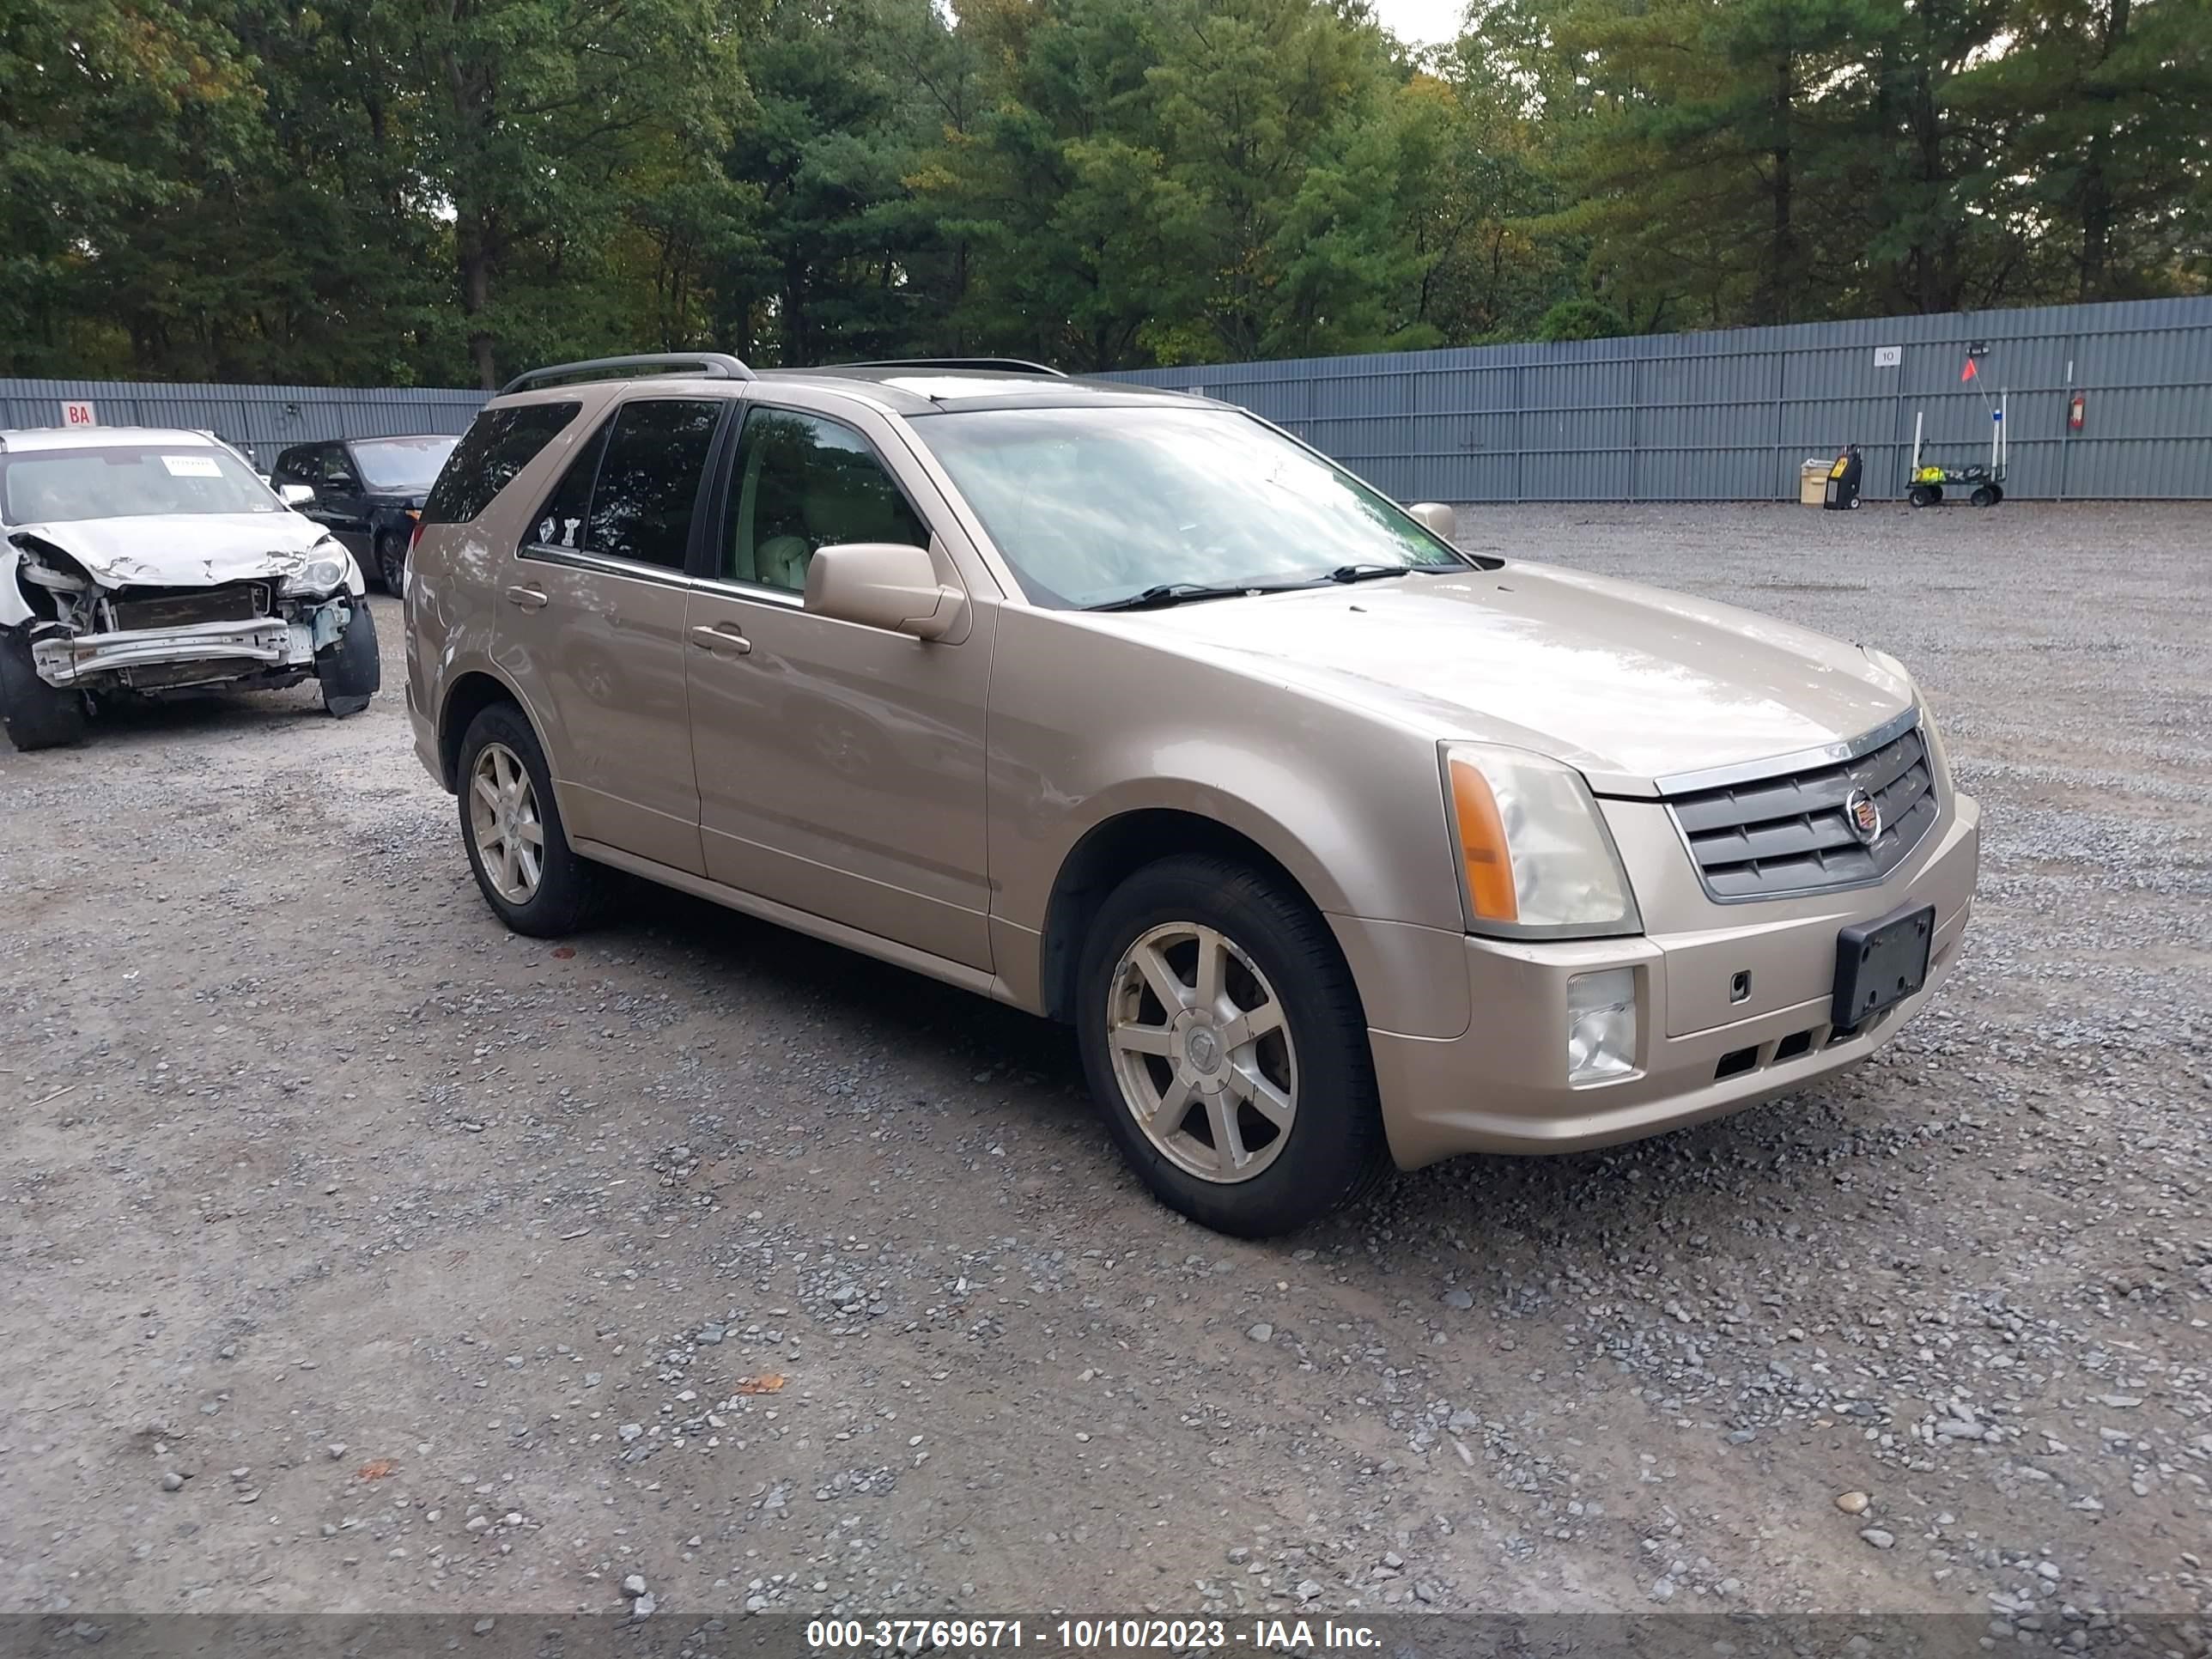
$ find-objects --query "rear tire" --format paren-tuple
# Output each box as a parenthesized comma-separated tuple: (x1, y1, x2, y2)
(456, 701, 607, 938)
(1970, 484, 1996, 508)
(1075, 853, 1392, 1237)
(0, 625, 88, 751)
(374, 531, 406, 595)
(1908, 484, 1940, 508)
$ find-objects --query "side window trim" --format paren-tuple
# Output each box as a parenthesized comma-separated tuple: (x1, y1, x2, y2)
(697, 400, 936, 600)
(515, 396, 732, 586)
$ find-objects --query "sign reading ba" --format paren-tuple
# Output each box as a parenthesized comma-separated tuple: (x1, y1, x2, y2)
(62, 400, 97, 428)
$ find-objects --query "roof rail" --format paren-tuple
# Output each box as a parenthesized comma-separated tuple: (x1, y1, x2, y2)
(499, 352, 756, 397)
(828, 357, 1068, 378)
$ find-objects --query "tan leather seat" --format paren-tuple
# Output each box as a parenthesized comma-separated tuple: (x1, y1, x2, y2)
(754, 532, 811, 591)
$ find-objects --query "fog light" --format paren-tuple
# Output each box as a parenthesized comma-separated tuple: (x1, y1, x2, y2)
(1566, 968, 1637, 1085)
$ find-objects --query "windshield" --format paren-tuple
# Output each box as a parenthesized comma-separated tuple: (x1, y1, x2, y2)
(0, 446, 283, 524)
(350, 435, 459, 490)
(912, 405, 1467, 609)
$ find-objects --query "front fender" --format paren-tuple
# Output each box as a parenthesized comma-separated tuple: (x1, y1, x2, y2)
(986, 605, 1474, 1024)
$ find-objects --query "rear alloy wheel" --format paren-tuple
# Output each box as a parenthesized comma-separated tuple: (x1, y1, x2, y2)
(1077, 853, 1391, 1237)
(471, 741, 544, 904)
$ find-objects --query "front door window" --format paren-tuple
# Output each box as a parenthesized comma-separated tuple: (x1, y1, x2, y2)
(723, 409, 929, 592)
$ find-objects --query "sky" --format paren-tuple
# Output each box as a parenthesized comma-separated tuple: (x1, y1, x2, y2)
(1368, 0, 1467, 46)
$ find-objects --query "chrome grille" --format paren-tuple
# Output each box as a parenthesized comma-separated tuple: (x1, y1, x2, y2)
(1666, 722, 1939, 901)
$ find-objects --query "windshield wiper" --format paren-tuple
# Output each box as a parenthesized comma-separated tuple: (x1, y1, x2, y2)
(1325, 562, 1414, 583)
(1085, 580, 1307, 612)
(1325, 561, 1466, 583)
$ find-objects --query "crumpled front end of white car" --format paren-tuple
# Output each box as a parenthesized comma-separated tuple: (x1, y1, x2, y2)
(9, 532, 361, 696)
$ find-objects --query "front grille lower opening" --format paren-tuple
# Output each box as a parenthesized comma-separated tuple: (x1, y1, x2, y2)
(1772, 1030, 1814, 1062)
(1714, 1046, 1759, 1080)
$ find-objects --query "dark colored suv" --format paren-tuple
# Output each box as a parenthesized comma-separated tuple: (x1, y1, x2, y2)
(271, 434, 460, 592)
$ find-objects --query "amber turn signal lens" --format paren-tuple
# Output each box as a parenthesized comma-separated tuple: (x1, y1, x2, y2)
(1448, 757, 1518, 923)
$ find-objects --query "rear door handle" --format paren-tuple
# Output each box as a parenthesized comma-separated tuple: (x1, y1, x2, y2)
(505, 585, 549, 611)
(690, 623, 753, 656)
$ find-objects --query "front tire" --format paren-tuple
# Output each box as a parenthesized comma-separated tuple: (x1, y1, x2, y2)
(456, 701, 606, 938)
(1075, 853, 1392, 1237)
(317, 599, 380, 717)
(0, 625, 88, 751)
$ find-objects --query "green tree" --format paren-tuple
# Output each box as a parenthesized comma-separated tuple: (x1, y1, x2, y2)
(715, 0, 969, 367)
(395, 0, 750, 388)
(915, 0, 1200, 370)
(1955, 0, 2211, 301)
(84, 0, 457, 383)
(0, 0, 259, 374)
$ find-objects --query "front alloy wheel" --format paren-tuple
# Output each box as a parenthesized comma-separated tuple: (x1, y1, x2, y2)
(1107, 921, 1298, 1182)
(469, 741, 544, 904)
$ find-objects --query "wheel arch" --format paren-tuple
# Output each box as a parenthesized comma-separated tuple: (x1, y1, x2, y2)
(1036, 805, 1346, 1025)
(438, 666, 538, 792)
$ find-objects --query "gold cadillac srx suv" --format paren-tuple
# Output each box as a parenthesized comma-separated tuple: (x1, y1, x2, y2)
(405, 353, 1980, 1237)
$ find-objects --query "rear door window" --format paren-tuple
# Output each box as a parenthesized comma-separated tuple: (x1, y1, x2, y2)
(581, 399, 723, 570)
(422, 400, 581, 526)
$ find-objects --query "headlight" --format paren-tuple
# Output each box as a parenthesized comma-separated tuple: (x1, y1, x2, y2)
(1441, 742, 1642, 938)
(282, 542, 352, 597)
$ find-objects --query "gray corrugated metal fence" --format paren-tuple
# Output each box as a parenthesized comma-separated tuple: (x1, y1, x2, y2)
(1108, 296, 2212, 503)
(0, 379, 487, 471)
(8, 295, 2209, 500)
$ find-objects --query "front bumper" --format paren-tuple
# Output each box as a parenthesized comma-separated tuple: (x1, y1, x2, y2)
(1369, 792, 1980, 1168)
(30, 612, 340, 689)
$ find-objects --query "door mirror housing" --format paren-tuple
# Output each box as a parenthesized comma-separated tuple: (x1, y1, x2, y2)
(279, 483, 317, 509)
(1407, 501, 1456, 539)
(803, 543, 960, 640)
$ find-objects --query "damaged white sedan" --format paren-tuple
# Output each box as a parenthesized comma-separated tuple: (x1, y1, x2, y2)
(0, 426, 380, 750)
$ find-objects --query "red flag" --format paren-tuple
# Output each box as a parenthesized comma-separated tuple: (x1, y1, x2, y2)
(1960, 357, 1978, 382)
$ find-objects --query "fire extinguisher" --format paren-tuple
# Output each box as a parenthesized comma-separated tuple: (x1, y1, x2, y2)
(2068, 392, 2086, 432)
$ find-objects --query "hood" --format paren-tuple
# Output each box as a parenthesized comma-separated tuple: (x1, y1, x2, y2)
(1111, 562, 1916, 793)
(8, 512, 331, 587)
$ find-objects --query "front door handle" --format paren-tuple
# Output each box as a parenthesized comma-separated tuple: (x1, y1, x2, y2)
(690, 623, 753, 656)
(505, 585, 549, 611)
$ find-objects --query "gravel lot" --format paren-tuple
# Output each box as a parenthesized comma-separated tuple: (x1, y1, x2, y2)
(2, 502, 2207, 1632)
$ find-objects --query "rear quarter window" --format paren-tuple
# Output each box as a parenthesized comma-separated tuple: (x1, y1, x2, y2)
(422, 401, 581, 526)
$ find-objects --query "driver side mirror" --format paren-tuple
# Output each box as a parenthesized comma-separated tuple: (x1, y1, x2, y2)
(279, 483, 317, 509)
(804, 543, 961, 640)
(1407, 501, 1456, 539)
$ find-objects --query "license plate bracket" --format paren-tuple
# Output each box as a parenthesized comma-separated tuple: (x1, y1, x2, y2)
(1832, 903, 1936, 1030)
